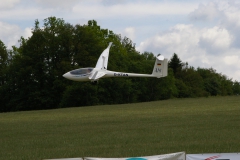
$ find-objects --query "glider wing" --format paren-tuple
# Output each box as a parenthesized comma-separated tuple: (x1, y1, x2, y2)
(95, 42, 112, 70)
(89, 71, 106, 81)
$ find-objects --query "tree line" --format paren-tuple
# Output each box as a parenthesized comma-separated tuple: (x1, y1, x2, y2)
(0, 17, 239, 112)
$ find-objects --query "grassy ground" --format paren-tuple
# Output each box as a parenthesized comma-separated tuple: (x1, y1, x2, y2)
(0, 96, 240, 160)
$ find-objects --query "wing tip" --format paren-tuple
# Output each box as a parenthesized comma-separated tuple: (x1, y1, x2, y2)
(108, 42, 113, 48)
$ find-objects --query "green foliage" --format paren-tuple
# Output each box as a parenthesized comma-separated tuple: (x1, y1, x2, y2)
(175, 79, 191, 98)
(142, 51, 155, 60)
(197, 68, 234, 96)
(0, 40, 8, 87)
(1, 17, 74, 111)
(60, 83, 99, 107)
(157, 68, 178, 99)
(168, 53, 182, 76)
(0, 17, 240, 112)
(180, 67, 206, 97)
(219, 75, 233, 96)
(233, 81, 240, 95)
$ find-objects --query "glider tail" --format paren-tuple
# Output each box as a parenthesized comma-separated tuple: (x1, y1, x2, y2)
(151, 55, 168, 78)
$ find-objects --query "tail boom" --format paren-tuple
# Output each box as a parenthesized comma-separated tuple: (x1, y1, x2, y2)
(101, 55, 168, 79)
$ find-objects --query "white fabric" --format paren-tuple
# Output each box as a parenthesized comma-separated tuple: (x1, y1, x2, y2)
(85, 152, 185, 160)
(44, 158, 83, 160)
(186, 153, 240, 160)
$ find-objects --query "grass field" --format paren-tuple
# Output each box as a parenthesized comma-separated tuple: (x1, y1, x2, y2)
(0, 96, 240, 160)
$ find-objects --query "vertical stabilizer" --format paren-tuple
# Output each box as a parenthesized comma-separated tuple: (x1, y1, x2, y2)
(152, 55, 168, 78)
(95, 42, 113, 70)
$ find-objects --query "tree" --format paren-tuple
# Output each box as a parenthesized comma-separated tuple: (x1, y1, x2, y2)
(219, 74, 233, 96)
(0, 40, 8, 86)
(1, 17, 76, 111)
(232, 81, 240, 95)
(1, 17, 239, 112)
(197, 68, 235, 96)
(175, 79, 191, 98)
(60, 82, 99, 107)
(142, 52, 155, 60)
(168, 53, 183, 76)
(0, 40, 10, 111)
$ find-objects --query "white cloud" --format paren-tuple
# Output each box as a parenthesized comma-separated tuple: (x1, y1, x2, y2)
(189, 0, 240, 41)
(0, 0, 239, 81)
(122, 27, 135, 41)
(23, 27, 33, 39)
(137, 24, 201, 58)
(189, 2, 221, 21)
(0, 22, 32, 49)
(72, 2, 198, 19)
(189, 0, 240, 27)
(0, 22, 20, 48)
(0, 0, 20, 9)
(224, 55, 240, 66)
(100, 0, 127, 6)
(199, 26, 233, 53)
(135, 0, 240, 81)
(0, 8, 54, 20)
(35, 0, 79, 9)
(136, 23, 240, 80)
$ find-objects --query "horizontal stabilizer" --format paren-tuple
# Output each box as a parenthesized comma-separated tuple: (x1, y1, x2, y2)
(157, 55, 164, 61)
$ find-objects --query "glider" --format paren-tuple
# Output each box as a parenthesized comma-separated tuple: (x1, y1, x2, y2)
(63, 42, 168, 82)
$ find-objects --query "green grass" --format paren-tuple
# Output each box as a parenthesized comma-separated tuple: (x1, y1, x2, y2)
(0, 96, 240, 160)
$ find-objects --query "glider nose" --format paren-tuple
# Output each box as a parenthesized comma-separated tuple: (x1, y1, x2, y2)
(63, 72, 70, 79)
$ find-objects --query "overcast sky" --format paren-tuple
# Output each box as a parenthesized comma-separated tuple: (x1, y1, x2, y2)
(1, 0, 240, 81)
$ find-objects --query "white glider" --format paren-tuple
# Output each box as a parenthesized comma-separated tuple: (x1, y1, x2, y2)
(63, 42, 168, 82)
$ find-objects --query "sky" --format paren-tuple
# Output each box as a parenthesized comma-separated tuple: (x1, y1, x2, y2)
(1, 0, 240, 81)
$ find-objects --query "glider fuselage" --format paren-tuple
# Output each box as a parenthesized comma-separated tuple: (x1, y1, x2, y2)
(63, 68, 156, 81)
(63, 42, 168, 82)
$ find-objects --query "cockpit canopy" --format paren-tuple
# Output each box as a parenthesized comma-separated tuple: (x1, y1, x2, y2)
(70, 68, 93, 75)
